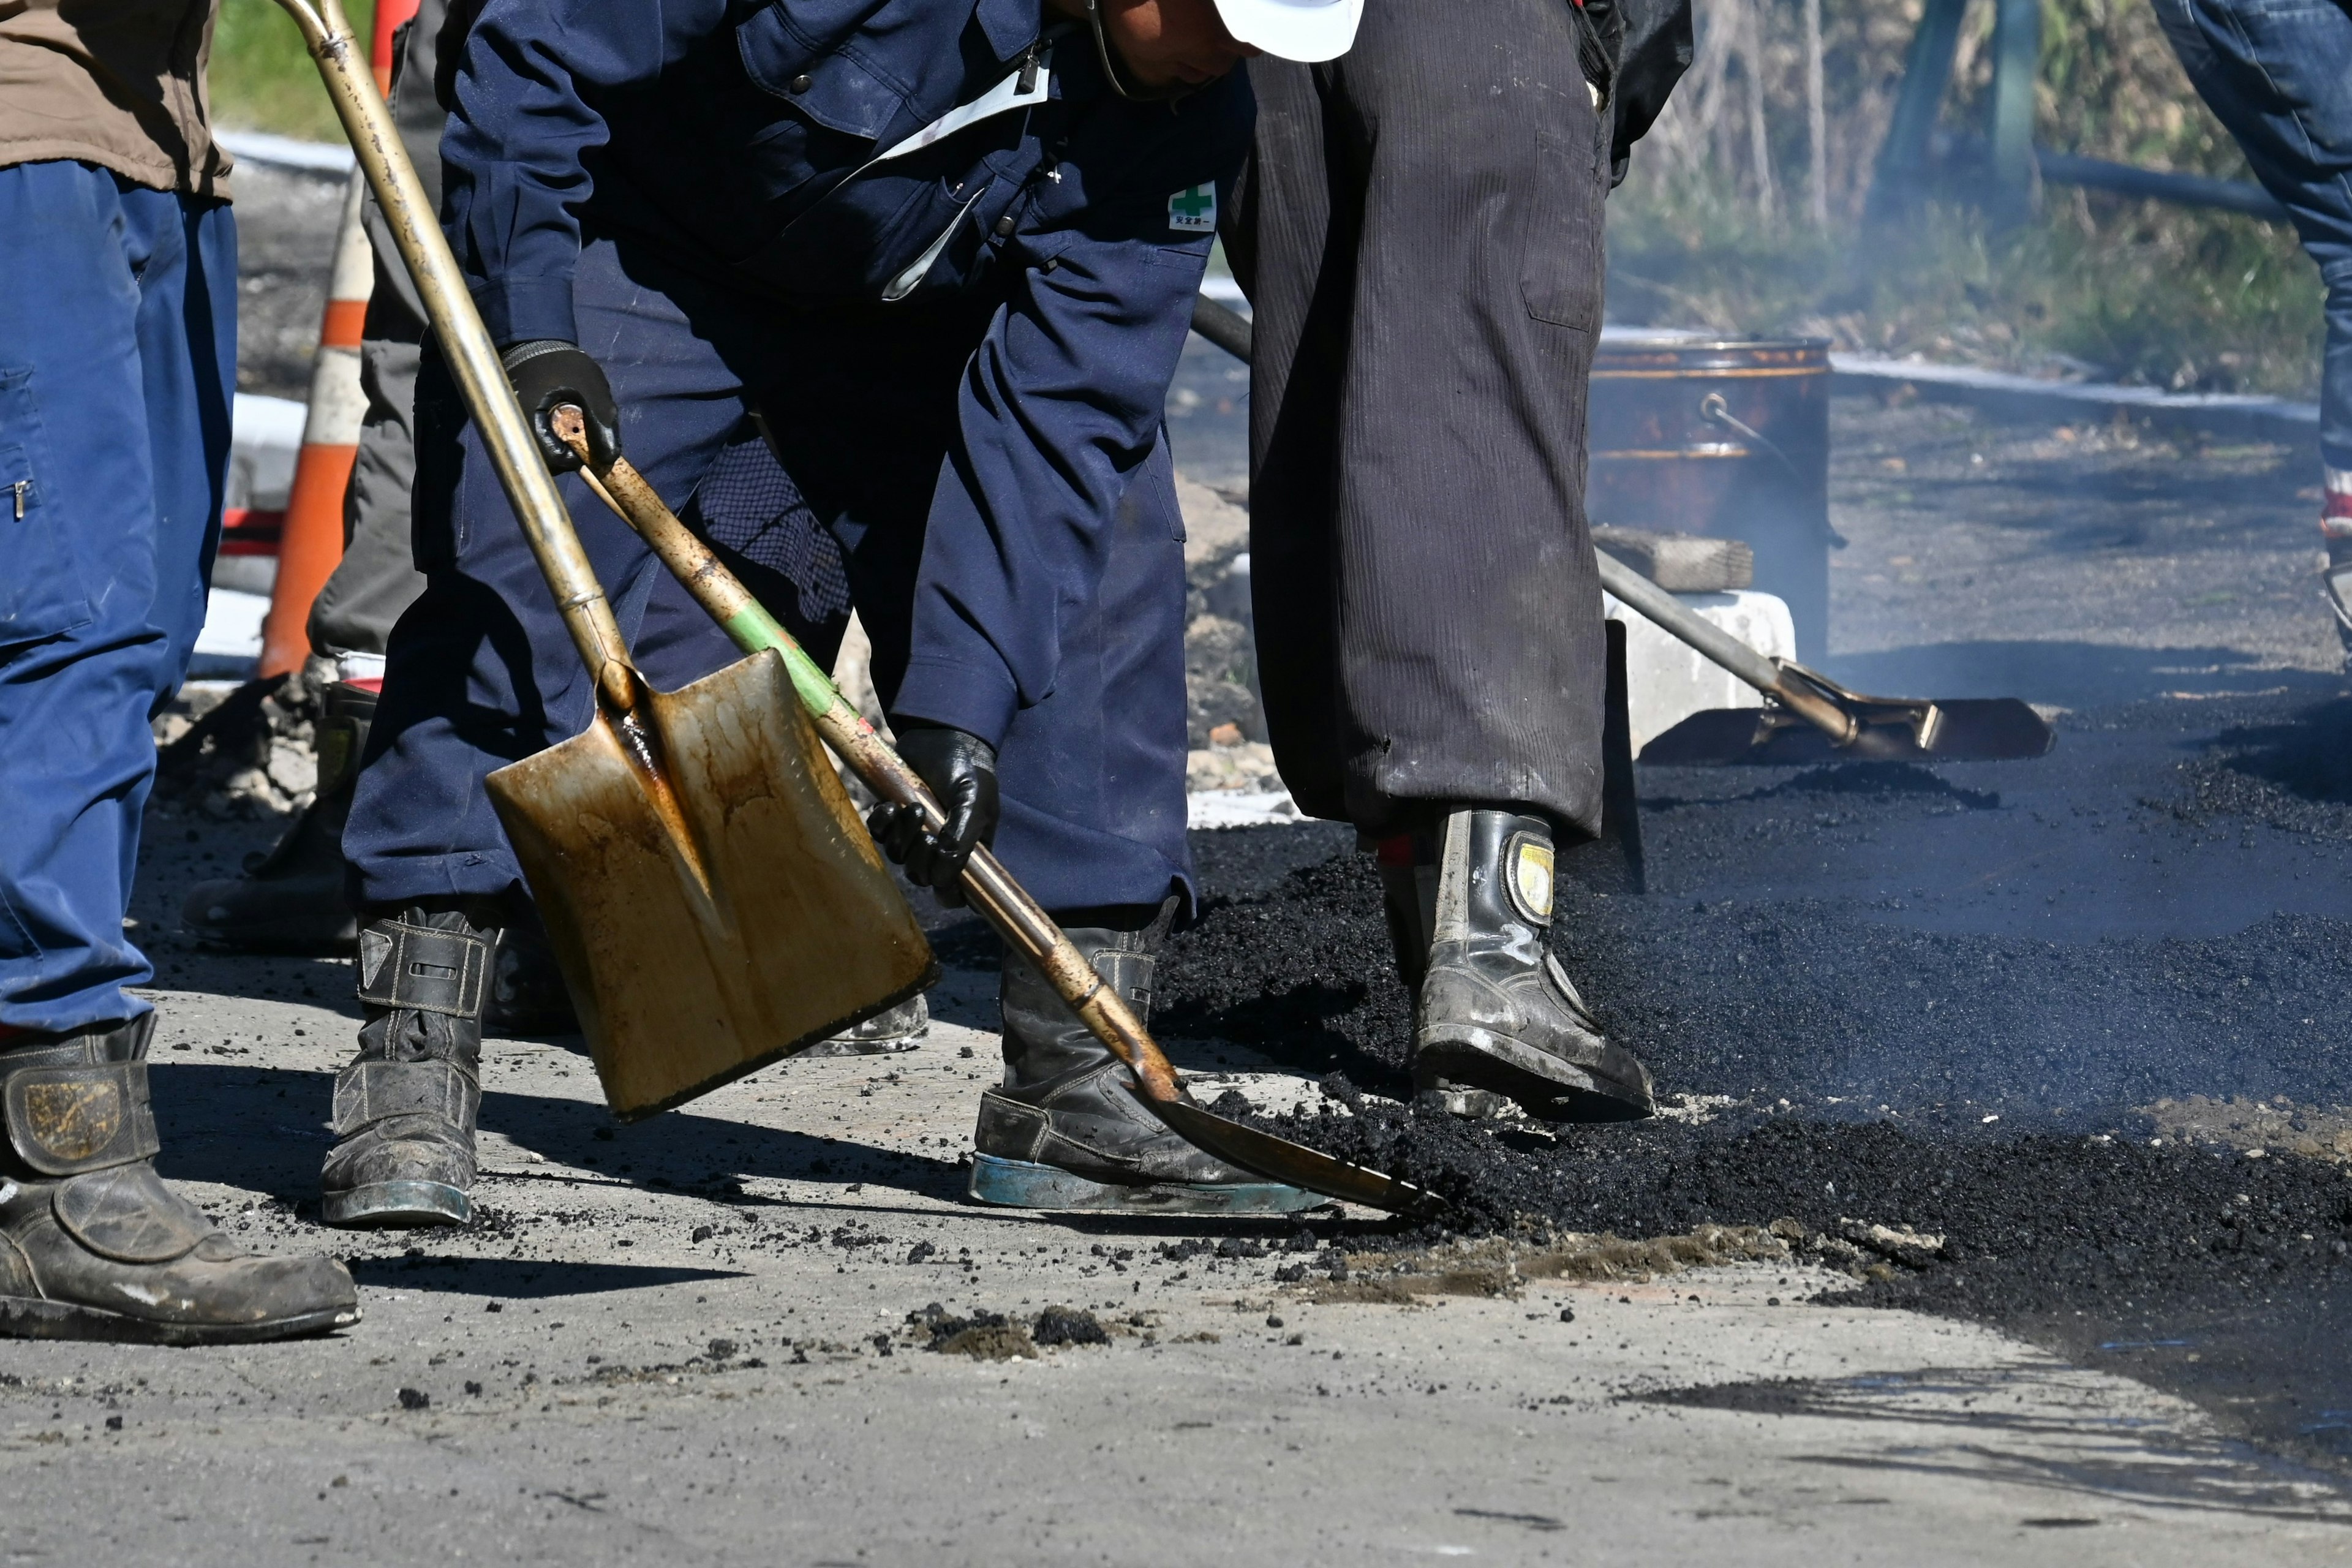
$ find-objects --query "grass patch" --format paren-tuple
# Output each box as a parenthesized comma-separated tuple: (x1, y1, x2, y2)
(211, 0, 377, 141)
(1605, 170, 2325, 399)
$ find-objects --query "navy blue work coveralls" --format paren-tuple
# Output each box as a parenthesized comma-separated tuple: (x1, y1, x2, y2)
(0, 165, 236, 1035)
(344, 0, 1248, 918)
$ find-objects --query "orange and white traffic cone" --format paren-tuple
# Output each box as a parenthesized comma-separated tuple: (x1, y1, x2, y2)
(252, 0, 418, 678)
(255, 167, 372, 679)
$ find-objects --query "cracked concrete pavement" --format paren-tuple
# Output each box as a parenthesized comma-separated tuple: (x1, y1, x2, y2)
(3, 949, 2347, 1564)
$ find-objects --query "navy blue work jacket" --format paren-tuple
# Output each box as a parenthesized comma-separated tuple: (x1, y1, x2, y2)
(441, 0, 1250, 744)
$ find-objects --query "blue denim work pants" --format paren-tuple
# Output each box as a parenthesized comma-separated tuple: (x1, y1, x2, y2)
(0, 160, 236, 1035)
(2155, 0, 2352, 473)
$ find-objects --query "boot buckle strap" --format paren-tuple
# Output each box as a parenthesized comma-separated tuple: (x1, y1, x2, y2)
(331, 1060, 480, 1137)
(3, 1061, 160, 1177)
(356, 919, 492, 1017)
(1090, 948, 1156, 1012)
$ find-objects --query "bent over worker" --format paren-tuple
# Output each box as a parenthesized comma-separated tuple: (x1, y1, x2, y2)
(1236, 0, 1691, 1122)
(327, 0, 1360, 1226)
(0, 0, 358, 1340)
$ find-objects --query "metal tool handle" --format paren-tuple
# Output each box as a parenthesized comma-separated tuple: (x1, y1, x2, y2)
(271, 0, 636, 714)
(1593, 549, 1858, 745)
(565, 429, 1186, 1106)
(1189, 294, 1254, 362)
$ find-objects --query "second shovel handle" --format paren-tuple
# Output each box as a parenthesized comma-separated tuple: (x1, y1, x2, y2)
(571, 439, 1185, 1104)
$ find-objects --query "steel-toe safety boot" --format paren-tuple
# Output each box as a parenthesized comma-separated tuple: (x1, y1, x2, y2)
(970, 903, 1316, 1213)
(1409, 809, 1654, 1121)
(321, 902, 496, 1227)
(179, 679, 375, 952)
(0, 1016, 359, 1343)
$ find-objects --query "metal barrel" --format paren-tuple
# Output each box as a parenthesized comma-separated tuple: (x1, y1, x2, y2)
(1585, 331, 1833, 661)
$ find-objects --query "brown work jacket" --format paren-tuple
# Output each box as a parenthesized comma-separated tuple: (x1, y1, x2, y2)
(0, 0, 232, 197)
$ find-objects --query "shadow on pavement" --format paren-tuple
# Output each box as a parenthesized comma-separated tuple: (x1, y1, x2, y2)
(348, 1256, 748, 1297)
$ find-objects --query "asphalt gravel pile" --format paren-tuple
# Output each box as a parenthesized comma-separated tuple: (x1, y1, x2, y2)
(1167, 794, 2352, 1120)
(2179, 695, 2352, 841)
(1159, 760, 2352, 1469)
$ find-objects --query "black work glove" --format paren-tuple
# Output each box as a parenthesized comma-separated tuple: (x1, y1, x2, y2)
(867, 724, 1000, 903)
(501, 339, 620, 474)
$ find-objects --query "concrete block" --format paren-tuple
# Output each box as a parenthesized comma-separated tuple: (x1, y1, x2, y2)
(1605, 589, 1795, 753)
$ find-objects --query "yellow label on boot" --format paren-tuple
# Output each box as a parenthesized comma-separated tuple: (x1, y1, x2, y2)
(1510, 836, 1555, 923)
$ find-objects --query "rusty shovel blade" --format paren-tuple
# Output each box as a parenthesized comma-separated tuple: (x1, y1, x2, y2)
(486, 650, 937, 1121)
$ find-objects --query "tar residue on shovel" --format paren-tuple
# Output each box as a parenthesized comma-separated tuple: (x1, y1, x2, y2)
(1159, 820, 2352, 1474)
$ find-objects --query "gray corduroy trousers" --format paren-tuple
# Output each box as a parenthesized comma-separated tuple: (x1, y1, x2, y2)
(1242, 0, 1613, 839)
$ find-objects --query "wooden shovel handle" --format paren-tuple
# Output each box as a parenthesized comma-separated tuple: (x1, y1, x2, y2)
(558, 419, 1186, 1104)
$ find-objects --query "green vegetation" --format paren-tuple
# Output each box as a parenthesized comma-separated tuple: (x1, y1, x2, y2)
(1606, 0, 2327, 399)
(210, 0, 375, 143)
(1606, 176, 2324, 398)
(206, 0, 2326, 398)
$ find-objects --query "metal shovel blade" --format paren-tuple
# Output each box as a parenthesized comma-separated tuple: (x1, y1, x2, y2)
(1138, 1093, 1448, 1217)
(487, 650, 938, 1120)
(1640, 695, 2056, 766)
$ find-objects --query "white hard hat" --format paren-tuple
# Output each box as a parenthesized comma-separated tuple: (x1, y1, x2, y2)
(1211, 0, 1362, 62)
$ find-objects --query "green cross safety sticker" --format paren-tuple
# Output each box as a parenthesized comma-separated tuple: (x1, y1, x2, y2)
(1167, 183, 1216, 235)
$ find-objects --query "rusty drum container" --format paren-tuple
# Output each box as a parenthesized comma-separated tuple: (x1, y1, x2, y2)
(1585, 331, 1832, 660)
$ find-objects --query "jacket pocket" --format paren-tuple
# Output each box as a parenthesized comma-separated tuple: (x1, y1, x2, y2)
(736, 4, 909, 142)
(0, 365, 94, 645)
(1518, 128, 1606, 333)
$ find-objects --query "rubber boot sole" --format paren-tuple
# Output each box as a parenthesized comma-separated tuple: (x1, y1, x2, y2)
(0, 1295, 360, 1346)
(1417, 1025, 1654, 1123)
(967, 1153, 1321, 1214)
(322, 1180, 473, 1229)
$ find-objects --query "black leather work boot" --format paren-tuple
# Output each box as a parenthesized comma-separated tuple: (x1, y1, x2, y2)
(0, 1016, 359, 1344)
(483, 902, 579, 1038)
(1411, 809, 1655, 1122)
(321, 903, 496, 1227)
(1374, 826, 1507, 1118)
(179, 680, 375, 953)
(970, 902, 1317, 1213)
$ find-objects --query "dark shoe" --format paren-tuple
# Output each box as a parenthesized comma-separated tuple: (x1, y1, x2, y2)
(0, 1016, 360, 1344)
(484, 902, 579, 1038)
(2323, 510, 2352, 669)
(800, 994, 929, 1058)
(1411, 809, 1655, 1122)
(322, 904, 492, 1228)
(1374, 826, 1510, 1120)
(970, 904, 1317, 1213)
(179, 680, 375, 953)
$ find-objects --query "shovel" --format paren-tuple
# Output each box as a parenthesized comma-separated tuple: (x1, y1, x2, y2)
(1189, 295, 2056, 766)
(552, 413, 1443, 1218)
(276, 0, 938, 1120)
(1594, 554, 2055, 764)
